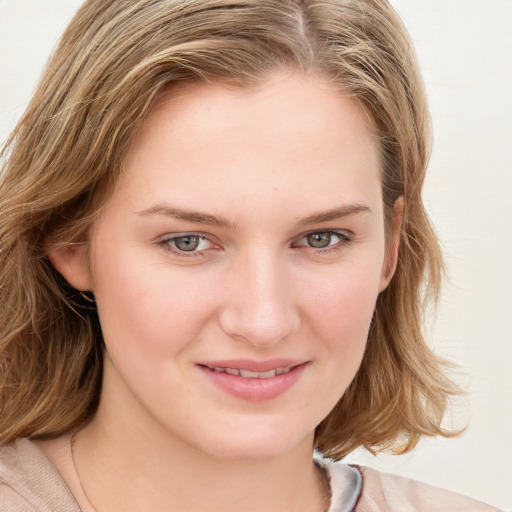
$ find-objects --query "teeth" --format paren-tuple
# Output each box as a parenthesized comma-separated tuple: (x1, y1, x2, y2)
(210, 366, 293, 378)
(239, 369, 275, 378)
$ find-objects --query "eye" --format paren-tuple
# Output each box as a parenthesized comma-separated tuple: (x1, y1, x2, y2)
(160, 234, 214, 255)
(293, 230, 352, 251)
(306, 232, 334, 248)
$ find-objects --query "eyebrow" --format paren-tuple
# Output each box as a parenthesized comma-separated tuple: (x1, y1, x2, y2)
(137, 204, 235, 228)
(298, 204, 372, 226)
(137, 202, 371, 228)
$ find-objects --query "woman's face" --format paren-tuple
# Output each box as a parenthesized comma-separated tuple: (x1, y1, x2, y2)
(54, 72, 399, 460)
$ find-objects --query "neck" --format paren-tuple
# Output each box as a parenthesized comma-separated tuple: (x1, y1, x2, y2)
(72, 413, 328, 512)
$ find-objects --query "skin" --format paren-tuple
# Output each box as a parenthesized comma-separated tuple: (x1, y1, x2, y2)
(45, 71, 401, 512)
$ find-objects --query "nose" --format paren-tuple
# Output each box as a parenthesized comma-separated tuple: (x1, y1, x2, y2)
(218, 251, 300, 347)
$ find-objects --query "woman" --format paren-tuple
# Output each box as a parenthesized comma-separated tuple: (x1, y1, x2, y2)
(0, 1, 502, 510)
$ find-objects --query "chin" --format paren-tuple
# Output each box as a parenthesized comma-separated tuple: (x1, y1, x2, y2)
(209, 442, 298, 462)
(196, 424, 314, 462)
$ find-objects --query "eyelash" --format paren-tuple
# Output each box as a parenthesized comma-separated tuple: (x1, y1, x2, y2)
(158, 233, 215, 258)
(292, 230, 354, 253)
(158, 230, 354, 257)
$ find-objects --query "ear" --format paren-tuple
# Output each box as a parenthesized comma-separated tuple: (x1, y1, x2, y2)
(47, 243, 94, 292)
(379, 196, 404, 292)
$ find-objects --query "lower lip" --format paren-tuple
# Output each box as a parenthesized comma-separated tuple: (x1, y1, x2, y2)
(198, 364, 308, 401)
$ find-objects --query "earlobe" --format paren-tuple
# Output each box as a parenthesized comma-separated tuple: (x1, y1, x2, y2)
(47, 243, 94, 292)
(379, 196, 404, 292)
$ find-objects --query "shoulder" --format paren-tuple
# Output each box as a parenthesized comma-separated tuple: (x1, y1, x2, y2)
(355, 465, 503, 512)
(0, 438, 79, 512)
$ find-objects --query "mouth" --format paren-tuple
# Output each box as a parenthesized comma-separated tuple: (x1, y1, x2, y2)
(201, 365, 297, 379)
(197, 360, 308, 401)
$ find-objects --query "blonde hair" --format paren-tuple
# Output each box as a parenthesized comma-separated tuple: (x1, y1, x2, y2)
(0, 0, 458, 456)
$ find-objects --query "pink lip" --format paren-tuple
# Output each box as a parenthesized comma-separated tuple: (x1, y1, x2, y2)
(197, 359, 309, 402)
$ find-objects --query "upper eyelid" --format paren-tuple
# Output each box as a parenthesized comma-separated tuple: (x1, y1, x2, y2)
(293, 228, 353, 241)
(157, 231, 211, 242)
(156, 229, 354, 249)
(157, 229, 353, 240)
(158, 233, 215, 257)
(158, 232, 213, 247)
(158, 228, 350, 235)
(290, 230, 354, 252)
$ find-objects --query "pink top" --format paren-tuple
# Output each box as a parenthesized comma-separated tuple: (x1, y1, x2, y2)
(0, 439, 502, 511)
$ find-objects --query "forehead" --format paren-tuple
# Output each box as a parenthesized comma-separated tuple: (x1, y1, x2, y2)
(115, 72, 382, 218)
(135, 72, 377, 157)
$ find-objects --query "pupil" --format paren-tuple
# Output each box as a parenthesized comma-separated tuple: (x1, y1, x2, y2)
(175, 236, 200, 251)
(307, 232, 331, 248)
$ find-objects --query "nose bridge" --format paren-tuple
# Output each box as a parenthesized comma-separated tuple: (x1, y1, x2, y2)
(219, 247, 299, 346)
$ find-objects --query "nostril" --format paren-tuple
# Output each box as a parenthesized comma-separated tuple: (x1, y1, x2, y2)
(217, 302, 300, 347)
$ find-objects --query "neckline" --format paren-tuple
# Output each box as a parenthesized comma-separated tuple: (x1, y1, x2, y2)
(314, 455, 363, 512)
(1, 438, 82, 511)
(3, 439, 362, 512)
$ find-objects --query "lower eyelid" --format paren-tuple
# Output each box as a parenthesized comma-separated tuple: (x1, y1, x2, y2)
(157, 233, 212, 254)
(157, 231, 353, 256)
(294, 231, 352, 247)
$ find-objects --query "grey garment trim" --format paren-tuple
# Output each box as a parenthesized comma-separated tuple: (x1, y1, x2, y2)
(314, 455, 362, 512)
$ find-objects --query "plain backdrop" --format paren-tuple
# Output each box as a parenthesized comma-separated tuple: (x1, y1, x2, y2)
(0, 1, 510, 510)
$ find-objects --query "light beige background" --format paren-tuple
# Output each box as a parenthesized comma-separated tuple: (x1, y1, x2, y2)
(1, 1, 510, 510)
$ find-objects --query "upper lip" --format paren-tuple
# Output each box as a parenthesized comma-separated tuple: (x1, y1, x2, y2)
(197, 359, 307, 372)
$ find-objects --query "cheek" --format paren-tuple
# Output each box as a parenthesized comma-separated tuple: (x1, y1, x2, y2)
(299, 258, 382, 382)
(302, 257, 382, 335)
(91, 245, 218, 371)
